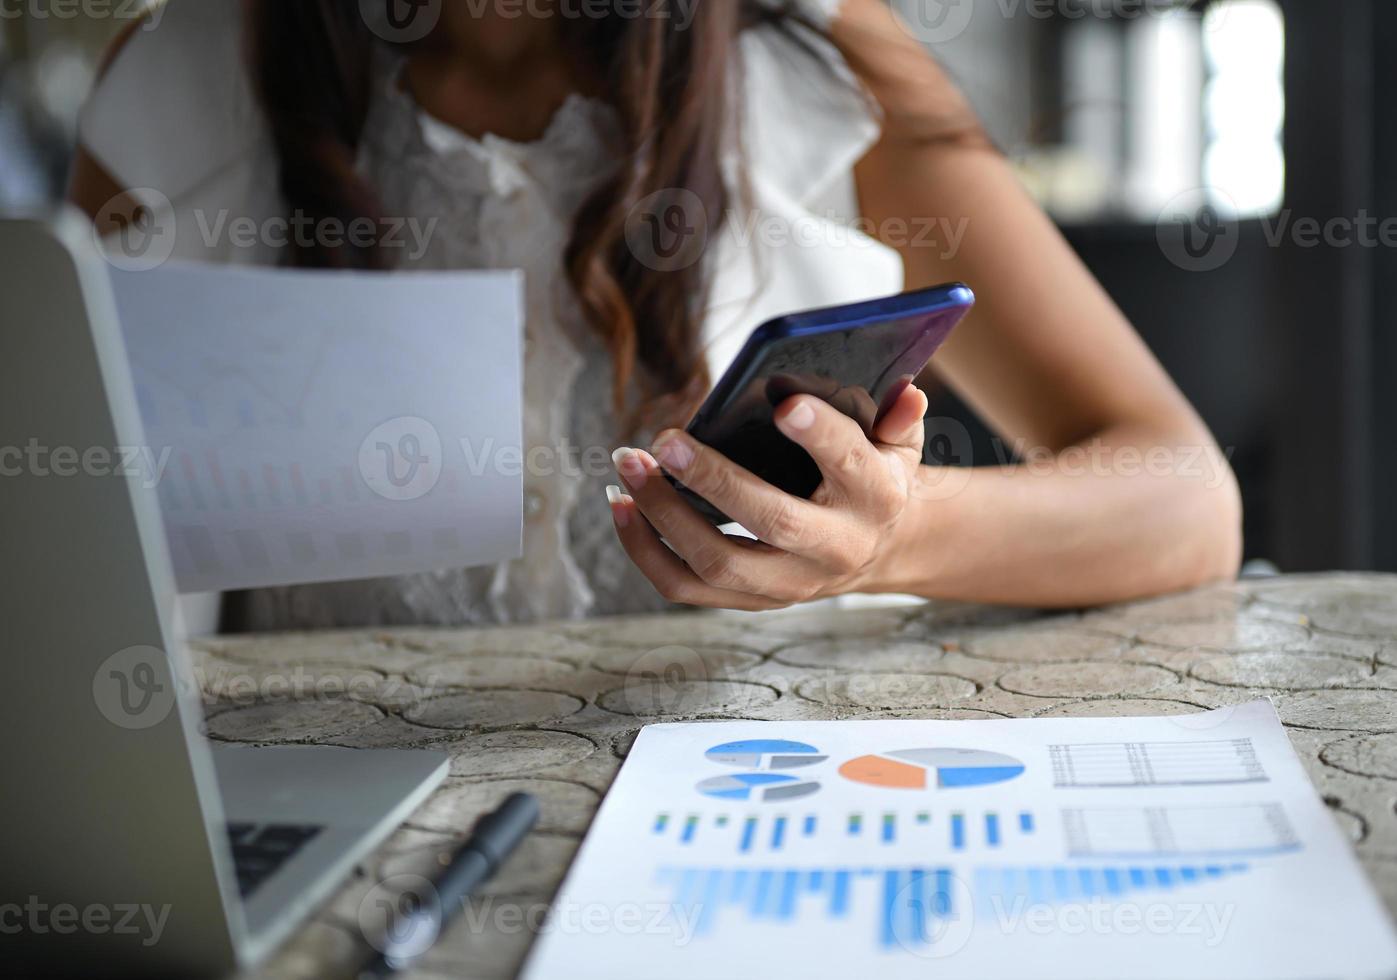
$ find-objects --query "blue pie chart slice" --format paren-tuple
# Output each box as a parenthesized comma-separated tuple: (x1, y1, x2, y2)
(705, 739, 827, 770)
(696, 772, 821, 802)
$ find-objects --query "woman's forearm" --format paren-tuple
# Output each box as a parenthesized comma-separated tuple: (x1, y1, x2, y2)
(861, 424, 1244, 607)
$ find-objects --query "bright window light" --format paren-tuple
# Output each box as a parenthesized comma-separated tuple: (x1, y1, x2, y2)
(1202, 0, 1286, 217)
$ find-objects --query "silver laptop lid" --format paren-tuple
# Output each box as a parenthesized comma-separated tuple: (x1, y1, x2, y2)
(0, 211, 246, 976)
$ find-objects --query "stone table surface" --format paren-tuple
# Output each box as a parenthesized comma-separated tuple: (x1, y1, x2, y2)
(194, 573, 1397, 980)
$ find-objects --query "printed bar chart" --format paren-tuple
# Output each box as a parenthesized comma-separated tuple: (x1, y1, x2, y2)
(654, 808, 1036, 854)
(974, 862, 1250, 907)
(655, 865, 960, 951)
(657, 862, 1250, 951)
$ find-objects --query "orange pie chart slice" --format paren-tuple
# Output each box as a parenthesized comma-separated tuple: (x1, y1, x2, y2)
(838, 754, 927, 789)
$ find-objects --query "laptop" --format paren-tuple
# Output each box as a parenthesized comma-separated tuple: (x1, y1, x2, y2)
(0, 211, 449, 976)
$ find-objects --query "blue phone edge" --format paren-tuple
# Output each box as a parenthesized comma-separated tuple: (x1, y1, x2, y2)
(695, 282, 976, 427)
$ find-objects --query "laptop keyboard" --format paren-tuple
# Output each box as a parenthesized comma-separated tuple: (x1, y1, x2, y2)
(227, 822, 324, 898)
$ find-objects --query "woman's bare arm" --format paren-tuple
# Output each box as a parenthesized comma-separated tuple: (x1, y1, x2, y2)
(831, 0, 1242, 605)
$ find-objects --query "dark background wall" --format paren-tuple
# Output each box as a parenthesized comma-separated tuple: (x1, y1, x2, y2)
(933, 0, 1394, 574)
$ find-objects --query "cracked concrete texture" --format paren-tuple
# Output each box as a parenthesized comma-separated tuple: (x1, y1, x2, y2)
(203, 573, 1397, 980)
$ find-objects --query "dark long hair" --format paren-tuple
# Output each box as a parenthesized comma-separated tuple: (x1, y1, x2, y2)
(245, 0, 806, 430)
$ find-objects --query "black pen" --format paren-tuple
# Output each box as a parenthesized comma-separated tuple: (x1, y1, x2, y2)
(359, 792, 540, 978)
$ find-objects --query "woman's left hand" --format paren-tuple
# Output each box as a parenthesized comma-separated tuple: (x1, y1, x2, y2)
(608, 384, 929, 611)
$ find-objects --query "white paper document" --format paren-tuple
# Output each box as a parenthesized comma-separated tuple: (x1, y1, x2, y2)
(524, 700, 1397, 980)
(111, 262, 524, 593)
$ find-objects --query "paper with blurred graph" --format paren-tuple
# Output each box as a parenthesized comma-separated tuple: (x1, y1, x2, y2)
(111, 262, 523, 593)
(524, 700, 1397, 980)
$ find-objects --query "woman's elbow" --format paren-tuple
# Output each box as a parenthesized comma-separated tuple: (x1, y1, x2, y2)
(1182, 448, 1245, 589)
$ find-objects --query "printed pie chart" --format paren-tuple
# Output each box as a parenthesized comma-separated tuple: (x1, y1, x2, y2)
(705, 739, 827, 770)
(839, 748, 1025, 790)
(696, 772, 821, 802)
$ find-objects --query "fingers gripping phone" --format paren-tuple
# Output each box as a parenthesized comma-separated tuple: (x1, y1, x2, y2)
(673, 283, 976, 524)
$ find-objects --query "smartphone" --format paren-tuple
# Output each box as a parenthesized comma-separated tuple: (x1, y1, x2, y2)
(673, 283, 976, 524)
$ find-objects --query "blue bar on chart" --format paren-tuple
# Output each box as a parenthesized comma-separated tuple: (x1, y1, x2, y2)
(740, 816, 757, 853)
(651, 808, 1036, 856)
(974, 863, 1248, 906)
(655, 865, 959, 951)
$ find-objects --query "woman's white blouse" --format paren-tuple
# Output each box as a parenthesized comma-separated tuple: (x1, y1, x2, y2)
(78, 0, 904, 629)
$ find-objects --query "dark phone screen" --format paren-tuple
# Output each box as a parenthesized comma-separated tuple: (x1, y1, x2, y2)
(678, 292, 971, 523)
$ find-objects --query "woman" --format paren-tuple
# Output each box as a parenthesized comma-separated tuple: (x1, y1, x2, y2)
(70, 0, 1241, 628)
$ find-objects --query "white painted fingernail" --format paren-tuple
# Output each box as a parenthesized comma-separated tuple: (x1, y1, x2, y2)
(783, 400, 816, 431)
(612, 448, 647, 490)
(651, 431, 694, 472)
(606, 485, 632, 528)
